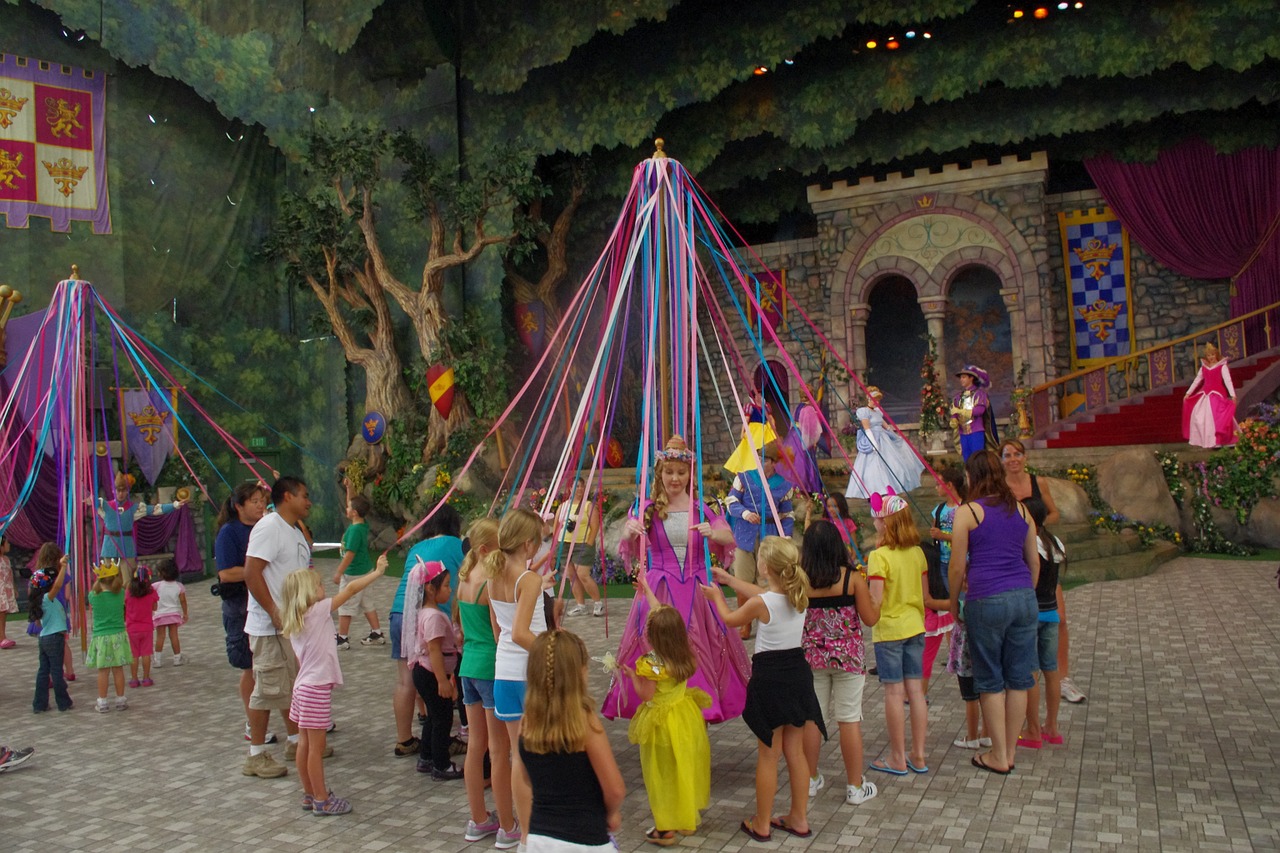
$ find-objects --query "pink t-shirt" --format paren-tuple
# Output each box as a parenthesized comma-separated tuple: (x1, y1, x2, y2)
(290, 600, 344, 689)
(125, 589, 158, 632)
(409, 606, 458, 674)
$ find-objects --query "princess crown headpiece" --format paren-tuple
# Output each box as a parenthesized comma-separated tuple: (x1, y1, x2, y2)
(94, 559, 121, 579)
(414, 558, 448, 585)
(655, 435, 695, 464)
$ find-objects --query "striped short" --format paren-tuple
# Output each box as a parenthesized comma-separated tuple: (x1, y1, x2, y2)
(288, 682, 333, 731)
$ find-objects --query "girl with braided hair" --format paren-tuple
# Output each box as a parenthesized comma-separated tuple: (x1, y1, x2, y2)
(519, 629, 625, 852)
(602, 435, 749, 724)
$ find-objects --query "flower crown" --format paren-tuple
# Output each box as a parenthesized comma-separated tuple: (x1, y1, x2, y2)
(94, 559, 121, 580)
(655, 435, 695, 464)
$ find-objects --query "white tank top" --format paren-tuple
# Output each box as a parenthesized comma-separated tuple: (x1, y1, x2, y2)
(493, 570, 548, 681)
(753, 591, 805, 653)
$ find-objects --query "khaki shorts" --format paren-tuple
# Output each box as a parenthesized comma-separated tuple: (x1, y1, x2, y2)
(337, 575, 376, 617)
(732, 548, 758, 586)
(249, 633, 298, 711)
(811, 668, 866, 724)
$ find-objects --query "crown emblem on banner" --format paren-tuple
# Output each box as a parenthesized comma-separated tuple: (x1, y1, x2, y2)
(128, 404, 170, 445)
(1073, 237, 1118, 280)
(41, 157, 89, 196)
(1077, 298, 1123, 342)
(0, 88, 29, 129)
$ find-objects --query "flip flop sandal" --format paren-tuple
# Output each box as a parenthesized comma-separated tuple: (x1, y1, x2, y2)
(644, 828, 678, 847)
(906, 758, 929, 774)
(739, 820, 771, 843)
(869, 759, 909, 776)
(971, 754, 1012, 775)
(770, 817, 813, 838)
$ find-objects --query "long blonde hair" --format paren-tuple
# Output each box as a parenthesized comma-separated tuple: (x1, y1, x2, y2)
(279, 569, 322, 638)
(757, 536, 809, 612)
(483, 508, 543, 579)
(460, 517, 499, 581)
(522, 629, 596, 754)
(645, 605, 697, 684)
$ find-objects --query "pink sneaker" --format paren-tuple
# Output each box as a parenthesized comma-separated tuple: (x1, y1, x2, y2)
(0, 639, 16, 649)
(127, 679, 141, 688)
(140, 678, 155, 687)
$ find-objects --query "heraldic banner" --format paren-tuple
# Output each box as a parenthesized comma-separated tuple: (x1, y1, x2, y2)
(0, 53, 111, 233)
(121, 389, 176, 486)
(1058, 207, 1134, 369)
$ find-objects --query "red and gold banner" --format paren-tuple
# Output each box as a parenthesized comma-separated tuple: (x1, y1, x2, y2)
(0, 53, 111, 233)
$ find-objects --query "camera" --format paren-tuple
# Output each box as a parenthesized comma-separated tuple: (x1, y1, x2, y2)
(563, 519, 577, 533)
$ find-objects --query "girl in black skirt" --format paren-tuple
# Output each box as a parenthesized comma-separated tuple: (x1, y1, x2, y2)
(705, 536, 826, 842)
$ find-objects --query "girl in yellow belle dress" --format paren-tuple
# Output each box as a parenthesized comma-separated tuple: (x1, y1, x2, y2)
(623, 568, 712, 846)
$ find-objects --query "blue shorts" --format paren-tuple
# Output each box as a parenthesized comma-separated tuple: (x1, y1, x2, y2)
(493, 679, 527, 721)
(389, 611, 403, 660)
(1036, 620, 1059, 673)
(462, 676, 496, 709)
(873, 633, 925, 684)
(966, 587, 1038, 694)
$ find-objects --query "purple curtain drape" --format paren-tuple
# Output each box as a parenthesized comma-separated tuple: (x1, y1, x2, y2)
(134, 504, 203, 577)
(1085, 140, 1280, 320)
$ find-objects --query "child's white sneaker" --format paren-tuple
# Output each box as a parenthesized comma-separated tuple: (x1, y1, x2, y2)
(153, 653, 163, 667)
(592, 601, 605, 617)
(808, 773, 825, 797)
(115, 696, 128, 711)
(846, 780, 878, 805)
(172, 653, 185, 666)
(95, 698, 110, 713)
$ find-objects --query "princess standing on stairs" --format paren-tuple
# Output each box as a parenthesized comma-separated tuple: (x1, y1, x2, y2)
(1181, 341, 1238, 449)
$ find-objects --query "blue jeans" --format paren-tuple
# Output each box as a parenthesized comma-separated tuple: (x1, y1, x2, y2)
(35, 632, 72, 712)
(965, 587, 1038, 694)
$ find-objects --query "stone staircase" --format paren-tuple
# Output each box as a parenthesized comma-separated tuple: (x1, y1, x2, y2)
(1053, 522, 1181, 583)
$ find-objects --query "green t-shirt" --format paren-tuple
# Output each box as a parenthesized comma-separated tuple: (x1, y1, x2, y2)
(342, 521, 373, 577)
(88, 589, 126, 637)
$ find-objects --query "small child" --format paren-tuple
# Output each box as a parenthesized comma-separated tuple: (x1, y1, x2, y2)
(0, 534, 16, 648)
(922, 468, 963, 693)
(152, 559, 187, 666)
(279, 555, 387, 815)
(30, 555, 72, 712)
(623, 568, 711, 844)
(1019, 498, 1065, 749)
(125, 566, 158, 687)
(332, 495, 384, 649)
(27, 543, 75, 681)
(406, 559, 463, 780)
(800, 519, 880, 806)
(704, 536, 824, 842)
(518, 630, 625, 851)
(866, 492, 928, 777)
(87, 559, 135, 712)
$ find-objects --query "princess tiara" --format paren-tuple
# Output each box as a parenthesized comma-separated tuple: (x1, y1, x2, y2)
(94, 559, 121, 579)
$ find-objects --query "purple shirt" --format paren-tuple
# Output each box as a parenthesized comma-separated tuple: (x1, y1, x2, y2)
(965, 498, 1032, 600)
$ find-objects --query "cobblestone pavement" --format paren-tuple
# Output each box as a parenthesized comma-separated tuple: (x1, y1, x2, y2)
(1, 555, 1276, 852)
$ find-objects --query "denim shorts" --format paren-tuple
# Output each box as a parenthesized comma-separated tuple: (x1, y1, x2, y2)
(494, 679, 527, 721)
(1036, 620, 1059, 673)
(873, 633, 924, 684)
(389, 611, 403, 660)
(965, 587, 1038, 694)
(462, 676, 496, 709)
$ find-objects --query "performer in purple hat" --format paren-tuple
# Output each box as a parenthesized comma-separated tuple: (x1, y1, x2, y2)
(950, 366, 995, 462)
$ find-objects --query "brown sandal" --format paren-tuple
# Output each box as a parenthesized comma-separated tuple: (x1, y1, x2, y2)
(645, 827, 678, 846)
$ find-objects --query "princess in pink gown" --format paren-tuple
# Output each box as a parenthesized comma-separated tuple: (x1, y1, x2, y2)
(1181, 342, 1238, 449)
(603, 436, 751, 723)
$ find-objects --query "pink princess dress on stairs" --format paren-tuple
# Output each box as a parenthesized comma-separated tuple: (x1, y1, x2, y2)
(1181, 358, 1238, 449)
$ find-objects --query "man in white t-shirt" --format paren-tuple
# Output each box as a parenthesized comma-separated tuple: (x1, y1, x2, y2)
(242, 476, 313, 779)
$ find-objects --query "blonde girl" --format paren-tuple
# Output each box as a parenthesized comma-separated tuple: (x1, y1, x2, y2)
(455, 518, 519, 846)
(624, 568, 711, 845)
(704, 536, 823, 842)
(487, 508, 550, 845)
(866, 492, 928, 777)
(87, 559, 134, 712)
(279, 556, 386, 815)
(518, 630, 625, 852)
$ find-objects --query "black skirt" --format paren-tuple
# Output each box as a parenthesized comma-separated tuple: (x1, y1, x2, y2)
(742, 647, 828, 746)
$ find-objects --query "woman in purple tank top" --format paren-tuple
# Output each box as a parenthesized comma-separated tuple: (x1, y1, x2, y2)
(947, 450, 1040, 776)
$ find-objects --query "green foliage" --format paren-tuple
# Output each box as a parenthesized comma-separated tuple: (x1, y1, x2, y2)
(918, 335, 948, 438)
(1051, 463, 1183, 550)
(432, 311, 511, 423)
(370, 415, 429, 518)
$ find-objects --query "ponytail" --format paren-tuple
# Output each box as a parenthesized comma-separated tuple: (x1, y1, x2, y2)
(757, 536, 809, 612)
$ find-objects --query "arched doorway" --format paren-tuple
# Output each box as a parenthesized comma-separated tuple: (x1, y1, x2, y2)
(753, 359, 789, 431)
(864, 276, 926, 422)
(944, 265, 1013, 420)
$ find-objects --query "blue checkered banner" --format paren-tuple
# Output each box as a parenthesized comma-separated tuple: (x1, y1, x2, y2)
(1058, 207, 1134, 369)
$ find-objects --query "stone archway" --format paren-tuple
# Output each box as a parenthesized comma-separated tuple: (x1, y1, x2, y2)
(944, 264, 1014, 419)
(863, 275, 927, 422)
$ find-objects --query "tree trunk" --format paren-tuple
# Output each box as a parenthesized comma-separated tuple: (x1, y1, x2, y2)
(362, 352, 413, 419)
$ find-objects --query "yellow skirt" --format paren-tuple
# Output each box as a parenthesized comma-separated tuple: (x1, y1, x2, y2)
(723, 423, 777, 473)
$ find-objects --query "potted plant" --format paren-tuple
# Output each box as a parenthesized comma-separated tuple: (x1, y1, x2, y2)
(918, 335, 949, 453)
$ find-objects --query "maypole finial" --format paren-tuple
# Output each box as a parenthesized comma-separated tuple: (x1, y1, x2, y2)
(651, 138, 668, 159)
(70, 264, 81, 281)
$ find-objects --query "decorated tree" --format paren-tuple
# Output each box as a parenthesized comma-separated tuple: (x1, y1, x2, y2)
(919, 334, 949, 441)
